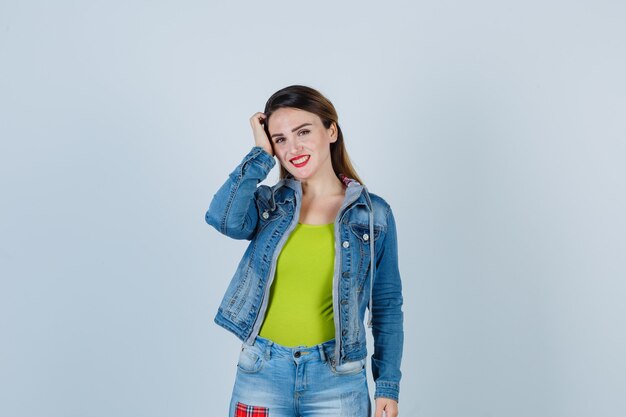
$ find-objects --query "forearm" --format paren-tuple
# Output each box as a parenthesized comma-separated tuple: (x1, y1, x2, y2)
(205, 146, 275, 239)
(371, 298, 404, 401)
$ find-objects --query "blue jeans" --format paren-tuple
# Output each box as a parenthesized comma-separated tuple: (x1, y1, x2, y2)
(229, 336, 371, 417)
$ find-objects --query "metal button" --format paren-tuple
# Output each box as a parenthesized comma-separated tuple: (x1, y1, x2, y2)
(342, 271, 350, 278)
(342, 241, 350, 248)
(294, 351, 301, 358)
(363, 233, 369, 241)
(342, 329, 348, 336)
(262, 211, 269, 219)
(341, 300, 349, 305)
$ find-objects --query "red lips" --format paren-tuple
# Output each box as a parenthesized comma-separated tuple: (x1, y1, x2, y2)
(289, 154, 310, 168)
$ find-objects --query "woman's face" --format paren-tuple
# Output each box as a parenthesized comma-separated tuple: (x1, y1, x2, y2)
(267, 107, 337, 181)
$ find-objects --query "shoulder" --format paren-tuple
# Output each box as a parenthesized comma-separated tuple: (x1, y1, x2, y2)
(367, 191, 392, 212)
(361, 189, 396, 232)
(366, 190, 393, 218)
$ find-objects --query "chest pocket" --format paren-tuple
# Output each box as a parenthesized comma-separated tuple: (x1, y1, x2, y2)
(255, 190, 295, 233)
(348, 223, 382, 293)
(349, 223, 382, 243)
(255, 201, 282, 232)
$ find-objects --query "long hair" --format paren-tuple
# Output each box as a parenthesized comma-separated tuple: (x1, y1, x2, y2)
(263, 85, 363, 184)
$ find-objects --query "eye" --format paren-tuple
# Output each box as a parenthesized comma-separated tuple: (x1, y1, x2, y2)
(274, 137, 285, 144)
(298, 129, 310, 136)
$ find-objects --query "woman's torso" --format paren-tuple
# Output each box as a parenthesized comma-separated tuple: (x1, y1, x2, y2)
(213, 178, 388, 364)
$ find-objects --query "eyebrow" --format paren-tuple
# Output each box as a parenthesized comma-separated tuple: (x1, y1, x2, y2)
(270, 123, 312, 138)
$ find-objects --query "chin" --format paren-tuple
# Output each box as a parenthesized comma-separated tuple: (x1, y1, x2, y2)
(291, 173, 308, 181)
(284, 167, 310, 181)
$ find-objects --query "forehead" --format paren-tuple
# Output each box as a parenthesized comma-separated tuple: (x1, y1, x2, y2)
(268, 108, 320, 132)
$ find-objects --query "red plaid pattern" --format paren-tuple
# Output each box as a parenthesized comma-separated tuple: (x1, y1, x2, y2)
(235, 402, 269, 417)
(339, 173, 357, 187)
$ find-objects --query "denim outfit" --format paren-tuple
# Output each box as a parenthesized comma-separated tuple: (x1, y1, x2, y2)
(230, 336, 370, 416)
(205, 147, 404, 404)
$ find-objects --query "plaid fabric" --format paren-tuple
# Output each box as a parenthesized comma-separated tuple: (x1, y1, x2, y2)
(339, 173, 357, 187)
(235, 402, 269, 417)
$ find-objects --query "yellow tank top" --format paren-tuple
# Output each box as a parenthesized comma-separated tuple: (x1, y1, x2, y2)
(258, 222, 335, 347)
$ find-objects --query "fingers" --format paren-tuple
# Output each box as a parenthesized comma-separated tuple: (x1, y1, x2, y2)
(375, 397, 399, 417)
(249, 112, 274, 156)
(374, 400, 384, 417)
(249, 112, 266, 128)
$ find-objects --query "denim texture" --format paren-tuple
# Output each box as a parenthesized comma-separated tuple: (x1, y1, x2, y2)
(205, 146, 404, 401)
(230, 336, 370, 416)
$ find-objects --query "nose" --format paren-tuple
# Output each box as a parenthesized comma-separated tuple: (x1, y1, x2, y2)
(288, 139, 303, 155)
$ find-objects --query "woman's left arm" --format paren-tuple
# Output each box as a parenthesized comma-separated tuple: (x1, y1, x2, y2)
(371, 204, 404, 404)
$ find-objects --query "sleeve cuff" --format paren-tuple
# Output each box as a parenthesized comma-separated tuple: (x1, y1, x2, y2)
(374, 381, 400, 403)
(246, 146, 275, 172)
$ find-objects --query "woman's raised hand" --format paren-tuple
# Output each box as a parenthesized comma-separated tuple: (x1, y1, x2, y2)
(249, 112, 274, 157)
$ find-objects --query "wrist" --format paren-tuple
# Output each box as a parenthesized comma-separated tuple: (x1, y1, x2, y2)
(254, 143, 273, 157)
(374, 380, 400, 403)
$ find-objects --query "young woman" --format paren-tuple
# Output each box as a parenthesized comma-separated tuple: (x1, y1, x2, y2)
(205, 85, 404, 417)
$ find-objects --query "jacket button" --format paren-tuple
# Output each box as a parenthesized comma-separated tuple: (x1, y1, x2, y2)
(363, 233, 369, 241)
(342, 241, 350, 248)
(342, 329, 348, 336)
(341, 300, 348, 305)
(342, 271, 350, 278)
(294, 351, 301, 358)
(262, 211, 269, 219)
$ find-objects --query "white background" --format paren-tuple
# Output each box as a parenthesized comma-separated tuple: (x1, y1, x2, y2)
(1, 1, 625, 416)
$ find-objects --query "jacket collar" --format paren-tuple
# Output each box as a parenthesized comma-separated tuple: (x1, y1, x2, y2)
(276, 173, 373, 211)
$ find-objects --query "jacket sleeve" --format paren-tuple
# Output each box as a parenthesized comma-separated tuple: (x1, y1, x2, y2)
(205, 146, 276, 240)
(371, 204, 404, 402)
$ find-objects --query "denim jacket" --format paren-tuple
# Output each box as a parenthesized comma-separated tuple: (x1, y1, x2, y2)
(205, 146, 404, 401)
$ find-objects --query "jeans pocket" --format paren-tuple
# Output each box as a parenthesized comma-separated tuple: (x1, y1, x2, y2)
(236, 344, 264, 374)
(330, 358, 366, 376)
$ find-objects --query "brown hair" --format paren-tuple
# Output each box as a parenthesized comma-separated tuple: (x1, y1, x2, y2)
(263, 85, 363, 184)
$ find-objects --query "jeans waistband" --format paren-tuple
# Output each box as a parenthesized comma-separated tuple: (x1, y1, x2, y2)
(251, 336, 336, 363)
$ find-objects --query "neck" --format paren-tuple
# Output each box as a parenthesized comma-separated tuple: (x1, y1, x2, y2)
(300, 169, 345, 198)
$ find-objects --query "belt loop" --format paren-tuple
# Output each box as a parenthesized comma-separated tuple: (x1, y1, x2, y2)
(318, 344, 326, 362)
(324, 344, 335, 366)
(265, 339, 273, 361)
